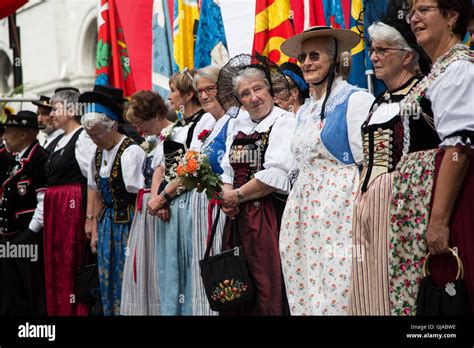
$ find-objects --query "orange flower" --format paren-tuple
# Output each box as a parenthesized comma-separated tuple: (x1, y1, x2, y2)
(186, 158, 199, 173)
(177, 164, 186, 177)
(185, 150, 198, 160)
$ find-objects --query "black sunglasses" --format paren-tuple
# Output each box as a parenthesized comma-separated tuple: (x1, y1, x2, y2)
(296, 51, 323, 64)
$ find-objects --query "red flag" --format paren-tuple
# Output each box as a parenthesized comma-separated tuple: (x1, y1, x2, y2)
(96, 0, 135, 97)
(252, 0, 295, 65)
(0, 0, 27, 19)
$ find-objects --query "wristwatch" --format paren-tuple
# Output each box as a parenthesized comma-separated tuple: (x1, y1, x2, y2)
(86, 215, 96, 220)
(161, 190, 172, 203)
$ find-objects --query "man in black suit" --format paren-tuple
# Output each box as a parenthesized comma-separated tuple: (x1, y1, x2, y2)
(32, 95, 64, 153)
(0, 111, 49, 315)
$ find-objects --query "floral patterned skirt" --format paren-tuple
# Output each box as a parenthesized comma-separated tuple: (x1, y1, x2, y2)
(388, 149, 437, 316)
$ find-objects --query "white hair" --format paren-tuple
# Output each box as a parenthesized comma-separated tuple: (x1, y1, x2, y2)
(368, 22, 419, 70)
(193, 65, 222, 89)
(81, 112, 116, 131)
(232, 67, 271, 98)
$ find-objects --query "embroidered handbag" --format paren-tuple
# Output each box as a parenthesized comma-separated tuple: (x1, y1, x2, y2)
(416, 248, 471, 315)
(199, 213, 255, 311)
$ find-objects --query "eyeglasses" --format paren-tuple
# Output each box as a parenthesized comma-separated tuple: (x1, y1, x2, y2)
(196, 85, 218, 97)
(296, 51, 324, 64)
(369, 46, 407, 57)
(407, 5, 439, 23)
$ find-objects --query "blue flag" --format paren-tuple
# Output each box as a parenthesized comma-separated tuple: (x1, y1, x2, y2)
(322, 0, 345, 28)
(194, 0, 229, 69)
(152, 0, 174, 98)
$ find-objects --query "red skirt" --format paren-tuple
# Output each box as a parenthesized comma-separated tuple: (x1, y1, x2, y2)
(429, 150, 474, 313)
(43, 184, 89, 316)
(221, 194, 287, 315)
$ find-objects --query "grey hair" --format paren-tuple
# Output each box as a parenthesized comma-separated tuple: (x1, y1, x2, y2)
(51, 90, 80, 116)
(193, 65, 222, 89)
(368, 22, 419, 70)
(81, 112, 116, 132)
(232, 68, 271, 98)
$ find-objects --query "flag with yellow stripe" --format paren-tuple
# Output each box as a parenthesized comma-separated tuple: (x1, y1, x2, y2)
(173, 0, 200, 71)
(252, 0, 295, 65)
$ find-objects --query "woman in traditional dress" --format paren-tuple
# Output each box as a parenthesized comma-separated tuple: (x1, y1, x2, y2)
(120, 90, 172, 315)
(81, 91, 146, 316)
(274, 61, 309, 115)
(147, 69, 215, 315)
(348, 17, 440, 315)
(190, 65, 237, 315)
(42, 87, 96, 315)
(218, 54, 295, 315)
(388, 0, 474, 315)
(279, 27, 374, 315)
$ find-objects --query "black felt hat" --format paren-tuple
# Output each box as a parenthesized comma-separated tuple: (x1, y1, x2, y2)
(78, 91, 123, 122)
(31, 95, 52, 110)
(92, 85, 127, 106)
(0, 111, 45, 130)
(380, 5, 432, 75)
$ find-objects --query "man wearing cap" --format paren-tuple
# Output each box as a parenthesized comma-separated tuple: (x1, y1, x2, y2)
(32, 95, 64, 153)
(80, 89, 145, 316)
(0, 111, 49, 315)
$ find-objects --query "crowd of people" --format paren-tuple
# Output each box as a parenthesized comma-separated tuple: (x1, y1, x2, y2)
(0, 0, 473, 316)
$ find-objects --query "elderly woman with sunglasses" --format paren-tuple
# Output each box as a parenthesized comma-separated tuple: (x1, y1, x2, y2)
(148, 69, 215, 315)
(387, 0, 474, 315)
(347, 13, 441, 315)
(278, 27, 374, 315)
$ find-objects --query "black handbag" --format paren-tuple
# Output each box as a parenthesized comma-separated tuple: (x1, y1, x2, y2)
(75, 245, 100, 305)
(416, 248, 471, 316)
(199, 212, 255, 312)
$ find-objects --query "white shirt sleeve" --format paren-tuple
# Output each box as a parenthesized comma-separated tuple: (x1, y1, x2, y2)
(220, 118, 237, 185)
(76, 130, 97, 178)
(121, 145, 146, 193)
(87, 154, 98, 190)
(346, 90, 375, 164)
(28, 189, 45, 233)
(426, 60, 474, 148)
(189, 113, 216, 151)
(254, 113, 296, 193)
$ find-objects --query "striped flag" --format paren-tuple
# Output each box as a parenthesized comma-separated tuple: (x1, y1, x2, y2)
(194, 0, 229, 69)
(152, 0, 174, 98)
(95, 0, 136, 97)
(173, 0, 200, 71)
(252, 0, 295, 65)
(347, 0, 367, 89)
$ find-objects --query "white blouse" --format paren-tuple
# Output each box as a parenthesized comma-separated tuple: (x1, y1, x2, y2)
(153, 112, 216, 168)
(87, 136, 145, 193)
(426, 59, 474, 148)
(221, 106, 296, 194)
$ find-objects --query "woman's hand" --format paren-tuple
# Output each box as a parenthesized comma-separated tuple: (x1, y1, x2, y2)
(85, 218, 98, 240)
(222, 206, 240, 219)
(156, 207, 170, 222)
(426, 221, 450, 255)
(221, 189, 239, 209)
(147, 194, 167, 214)
(91, 226, 98, 254)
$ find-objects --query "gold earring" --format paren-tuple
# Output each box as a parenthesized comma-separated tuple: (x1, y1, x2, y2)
(448, 23, 454, 37)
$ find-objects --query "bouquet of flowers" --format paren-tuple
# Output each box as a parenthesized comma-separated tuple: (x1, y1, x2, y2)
(168, 149, 223, 200)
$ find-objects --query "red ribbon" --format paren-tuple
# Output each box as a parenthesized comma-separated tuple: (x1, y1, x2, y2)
(207, 193, 222, 246)
(136, 188, 151, 212)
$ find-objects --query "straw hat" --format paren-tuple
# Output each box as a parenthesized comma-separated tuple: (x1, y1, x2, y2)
(281, 26, 361, 58)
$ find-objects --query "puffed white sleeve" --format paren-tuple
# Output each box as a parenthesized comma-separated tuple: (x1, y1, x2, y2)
(121, 145, 146, 193)
(346, 90, 375, 164)
(189, 113, 216, 151)
(76, 130, 97, 178)
(254, 114, 296, 193)
(426, 60, 474, 148)
(28, 189, 46, 233)
(150, 142, 164, 170)
(220, 118, 236, 185)
(87, 152, 98, 190)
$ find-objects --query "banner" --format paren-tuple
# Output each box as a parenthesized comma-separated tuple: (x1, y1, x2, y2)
(152, 0, 174, 97)
(194, 0, 229, 69)
(252, 0, 295, 65)
(96, 0, 136, 97)
(173, 0, 200, 71)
